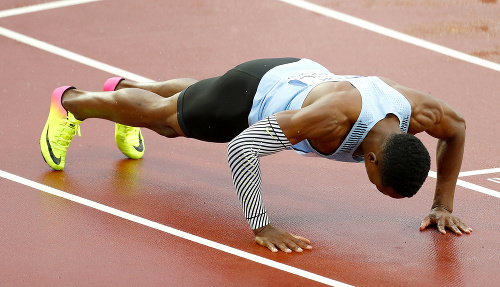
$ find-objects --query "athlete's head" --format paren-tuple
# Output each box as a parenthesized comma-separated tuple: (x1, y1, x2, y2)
(366, 133, 431, 198)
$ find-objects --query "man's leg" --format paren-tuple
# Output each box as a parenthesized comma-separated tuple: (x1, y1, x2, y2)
(61, 87, 184, 138)
(102, 77, 197, 159)
(113, 78, 198, 99)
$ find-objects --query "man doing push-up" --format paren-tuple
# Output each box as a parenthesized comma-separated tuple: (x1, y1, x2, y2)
(40, 57, 471, 253)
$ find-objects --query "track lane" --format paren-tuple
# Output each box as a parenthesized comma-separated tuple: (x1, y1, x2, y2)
(0, 0, 499, 286)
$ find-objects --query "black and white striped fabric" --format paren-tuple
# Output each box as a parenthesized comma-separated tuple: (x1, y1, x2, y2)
(227, 115, 292, 230)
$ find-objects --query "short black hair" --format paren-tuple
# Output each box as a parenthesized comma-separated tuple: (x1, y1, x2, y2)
(380, 133, 431, 198)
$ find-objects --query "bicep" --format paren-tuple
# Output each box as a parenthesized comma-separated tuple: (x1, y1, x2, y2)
(275, 105, 341, 145)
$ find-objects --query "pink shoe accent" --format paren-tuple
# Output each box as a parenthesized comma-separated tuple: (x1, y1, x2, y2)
(51, 86, 75, 114)
(103, 77, 125, 91)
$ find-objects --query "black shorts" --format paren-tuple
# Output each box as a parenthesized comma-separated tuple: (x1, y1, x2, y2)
(177, 57, 300, 143)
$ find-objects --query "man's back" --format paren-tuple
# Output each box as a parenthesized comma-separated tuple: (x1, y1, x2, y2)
(282, 77, 413, 160)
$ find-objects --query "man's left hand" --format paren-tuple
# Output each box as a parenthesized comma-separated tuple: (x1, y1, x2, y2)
(420, 206, 472, 235)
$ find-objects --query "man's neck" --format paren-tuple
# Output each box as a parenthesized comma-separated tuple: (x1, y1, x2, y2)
(361, 115, 402, 154)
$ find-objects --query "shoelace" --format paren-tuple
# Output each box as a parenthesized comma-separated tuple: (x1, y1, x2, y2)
(116, 124, 137, 141)
(53, 114, 81, 152)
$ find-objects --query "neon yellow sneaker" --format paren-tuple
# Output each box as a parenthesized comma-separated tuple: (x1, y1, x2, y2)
(104, 77, 145, 159)
(115, 124, 145, 159)
(40, 86, 82, 170)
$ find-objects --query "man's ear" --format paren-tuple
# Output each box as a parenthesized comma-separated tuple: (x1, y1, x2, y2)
(366, 152, 378, 164)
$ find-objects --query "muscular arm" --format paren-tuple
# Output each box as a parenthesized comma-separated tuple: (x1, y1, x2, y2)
(423, 100, 466, 211)
(414, 98, 471, 234)
(380, 77, 471, 235)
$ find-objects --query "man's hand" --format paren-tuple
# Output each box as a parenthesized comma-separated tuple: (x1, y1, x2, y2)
(420, 206, 472, 235)
(254, 224, 312, 253)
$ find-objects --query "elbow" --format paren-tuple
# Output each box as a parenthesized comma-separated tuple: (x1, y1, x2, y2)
(457, 115, 466, 135)
(227, 136, 252, 166)
(456, 112, 466, 130)
(450, 115, 466, 143)
(448, 108, 466, 135)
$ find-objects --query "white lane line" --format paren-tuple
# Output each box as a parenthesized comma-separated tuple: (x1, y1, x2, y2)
(0, 26, 152, 83)
(0, 169, 353, 287)
(0, 0, 102, 18)
(278, 0, 500, 73)
(487, 178, 500, 184)
(428, 171, 500, 198)
(459, 167, 500, 177)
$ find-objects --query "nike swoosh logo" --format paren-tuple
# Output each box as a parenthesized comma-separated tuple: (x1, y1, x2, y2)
(46, 125, 61, 165)
(133, 131, 144, 152)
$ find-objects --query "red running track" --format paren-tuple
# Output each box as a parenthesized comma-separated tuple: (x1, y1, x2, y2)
(0, 0, 499, 286)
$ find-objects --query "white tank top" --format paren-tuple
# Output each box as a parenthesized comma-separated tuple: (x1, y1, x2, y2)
(249, 59, 412, 163)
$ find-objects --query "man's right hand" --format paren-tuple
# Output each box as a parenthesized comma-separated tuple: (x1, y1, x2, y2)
(253, 224, 312, 253)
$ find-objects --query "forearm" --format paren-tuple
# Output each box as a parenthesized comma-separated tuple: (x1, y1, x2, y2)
(227, 115, 292, 230)
(433, 130, 465, 212)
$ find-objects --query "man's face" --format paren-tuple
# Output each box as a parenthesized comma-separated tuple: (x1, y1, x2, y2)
(376, 182, 404, 199)
(365, 162, 405, 199)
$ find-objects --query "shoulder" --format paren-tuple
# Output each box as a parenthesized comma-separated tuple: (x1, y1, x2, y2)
(379, 77, 465, 137)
